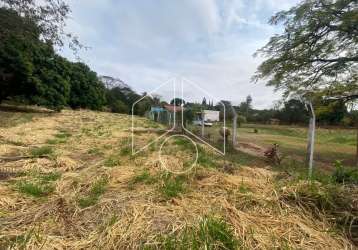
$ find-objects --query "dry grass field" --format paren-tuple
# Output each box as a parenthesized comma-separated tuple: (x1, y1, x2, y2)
(0, 108, 357, 249)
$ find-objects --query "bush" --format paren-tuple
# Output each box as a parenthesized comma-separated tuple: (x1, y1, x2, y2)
(109, 99, 129, 114)
(332, 161, 358, 185)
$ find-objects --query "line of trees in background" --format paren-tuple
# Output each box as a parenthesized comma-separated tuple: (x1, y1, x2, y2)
(244, 97, 358, 127)
(184, 95, 357, 128)
(0, 7, 156, 115)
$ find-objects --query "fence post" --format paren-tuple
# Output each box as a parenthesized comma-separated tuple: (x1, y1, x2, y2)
(230, 106, 238, 147)
(201, 109, 205, 138)
(306, 101, 316, 179)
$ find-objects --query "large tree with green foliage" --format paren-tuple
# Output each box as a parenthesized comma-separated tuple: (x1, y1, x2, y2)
(253, 0, 357, 96)
(0, 0, 80, 50)
(0, 8, 71, 109)
(0, 8, 106, 111)
(278, 99, 310, 124)
(68, 62, 106, 110)
(254, 0, 358, 166)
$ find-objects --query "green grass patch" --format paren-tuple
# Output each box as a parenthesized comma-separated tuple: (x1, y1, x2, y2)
(2, 227, 43, 249)
(149, 142, 157, 152)
(238, 183, 251, 194)
(104, 155, 120, 167)
(275, 159, 358, 185)
(46, 138, 62, 144)
(152, 216, 241, 249)
(29, 146, 53, 158)
(276, 162, 357, 240)
(87, 147, 104, 156)
(129, 169, 156, 188)
(159, 173, 187, 199)
(331, 160, 358, 185)
(197, 146, 217, 168)
(120, 145, 131, 156)
(78, 176, 109, 208)
(14, 171, 61, 197)
(16, 181, 54, 197)
(46, 131, 72, 144)
(38, 171, 61, 182)
(54, 131, 72, 139)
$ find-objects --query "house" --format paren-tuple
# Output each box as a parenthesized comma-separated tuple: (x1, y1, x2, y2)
(269, 118, 280, 125)
(164, 105, 184, 129)
(149, 106, 166, 122)
(203, 110, 220, 122)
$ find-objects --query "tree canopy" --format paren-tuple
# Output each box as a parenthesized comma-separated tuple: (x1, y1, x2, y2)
(0, 7, 105, 111)
(253, 0, 357, 98)
(0, 0, 80, 50)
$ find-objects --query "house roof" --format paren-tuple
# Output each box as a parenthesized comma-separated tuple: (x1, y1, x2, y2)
(164, 104, 183, 112)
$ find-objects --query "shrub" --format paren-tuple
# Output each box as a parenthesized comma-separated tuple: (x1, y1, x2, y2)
(332, 161, 358, 185)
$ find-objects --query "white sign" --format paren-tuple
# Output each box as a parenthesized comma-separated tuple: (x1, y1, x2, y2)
(203, 110, 220, 122)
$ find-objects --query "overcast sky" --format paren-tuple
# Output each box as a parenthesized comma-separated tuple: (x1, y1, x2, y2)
(61, 0, 300, 109)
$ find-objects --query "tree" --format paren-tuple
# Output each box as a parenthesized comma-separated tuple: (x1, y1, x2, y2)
(316, 99, 347, 125)
(0, 8, 39, 103)
(254, 0, 358, 167)
(253, 0, 357, 97)
(170, 98, 185, 106)
(202, 97, 207, 106)
(110, 100, 129, 114)
(152, 94, 161, 106)
(0, 8, 73, 110)
(0, 7, 107, 111)
(278, 99, 309, 125)
(31, 54, 71, 110)
(0, 0, 81, 50)
(68, 62, 106, 110)
(217, 100, 233, 121)
(246, 95, 252, 116)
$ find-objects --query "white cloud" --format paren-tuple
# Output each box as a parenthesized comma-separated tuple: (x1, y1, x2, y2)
(61, 0, 299, 109)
